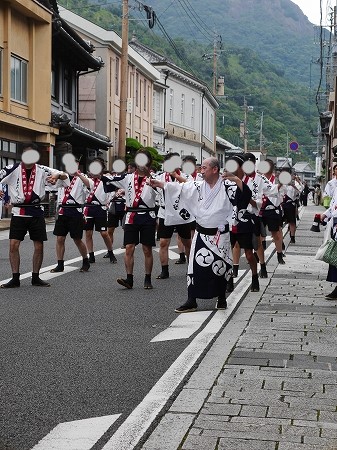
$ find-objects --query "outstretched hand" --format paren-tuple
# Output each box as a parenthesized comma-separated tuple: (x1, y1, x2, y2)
(148, 178, 164, 189)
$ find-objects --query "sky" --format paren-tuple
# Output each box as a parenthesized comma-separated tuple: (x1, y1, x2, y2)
(291, 0, 330, 25)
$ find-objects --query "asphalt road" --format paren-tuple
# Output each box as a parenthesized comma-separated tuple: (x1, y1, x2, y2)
(0, 224, 230, 450)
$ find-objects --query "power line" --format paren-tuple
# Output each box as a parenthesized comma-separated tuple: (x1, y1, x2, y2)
(174, 0, 214, 43)
(178, 0, 215, 40)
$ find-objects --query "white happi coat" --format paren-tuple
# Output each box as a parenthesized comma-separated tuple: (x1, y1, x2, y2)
(324, 178, 337, 198)
(84, 177, 110, 219)
(155, 171, 194, 224)
(56, 175, 89, 216)
(0, 163, 62, 217)
(102, 172, 158, 225)
(243, 172, 280, 215)
(164, 178, 251, 299)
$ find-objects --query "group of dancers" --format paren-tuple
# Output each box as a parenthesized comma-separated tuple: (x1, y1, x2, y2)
(0, 143, 306, 313)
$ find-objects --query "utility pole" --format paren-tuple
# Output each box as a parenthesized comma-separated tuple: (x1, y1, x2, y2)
(118, 0, 129, 159)
(213, 34, 217, 96)
(259, 111, 264, 153)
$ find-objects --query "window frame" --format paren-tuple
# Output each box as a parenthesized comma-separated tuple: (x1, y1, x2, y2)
(10, 54, 28, 104)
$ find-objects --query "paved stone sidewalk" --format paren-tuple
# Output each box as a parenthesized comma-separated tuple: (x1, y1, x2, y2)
(141, 205, 337, 450)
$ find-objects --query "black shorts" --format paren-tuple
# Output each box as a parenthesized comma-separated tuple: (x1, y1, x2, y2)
(107, 212, 125, 228)
(53, 215, 84, 239)
(9, 215, 47, 242)
(262, 216, 282, 232)
(124, 223, 156, 247)
(83, 217, 108, 232)
(157, 218, 192, 240)
(282, 206, 296, 224)
(230, 232, 254, 249)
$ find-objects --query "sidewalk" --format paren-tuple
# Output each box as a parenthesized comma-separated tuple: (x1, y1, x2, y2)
(0, 217, 11, 230)
(141, 204, 337, 450)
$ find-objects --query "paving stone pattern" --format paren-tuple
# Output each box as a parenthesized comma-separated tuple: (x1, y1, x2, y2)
(141, 206, 337, 450)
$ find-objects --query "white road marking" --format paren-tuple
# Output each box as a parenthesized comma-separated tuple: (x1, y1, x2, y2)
(30, 414, 121, 450)
(153, 245, 180, 260)
(0, 248, 126, 285)
(150, 311, 213, 342)
(101, 275, 252, 450)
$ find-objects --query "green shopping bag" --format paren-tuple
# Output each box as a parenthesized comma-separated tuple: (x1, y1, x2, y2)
(323, 196, 331, 208)
(322, 239, 337, 266)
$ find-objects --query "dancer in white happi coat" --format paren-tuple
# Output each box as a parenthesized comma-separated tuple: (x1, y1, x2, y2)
(231, 153, 280, 289)
(155, 152, 193, 280)
(281, 170, 303, 244)
(84, 159, 115, 264)
(0, 143, 67, 288)
(51, 167, 91, 273)
(102, 149, 158, 290)
(149, 157, 251, 312)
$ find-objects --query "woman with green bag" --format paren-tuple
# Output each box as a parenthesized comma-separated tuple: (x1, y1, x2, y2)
(321, 189, 337, 299)
(323, 164, 337, 208)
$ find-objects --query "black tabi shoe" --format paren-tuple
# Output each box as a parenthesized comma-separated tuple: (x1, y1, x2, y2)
(50, 265, 64, 273)
(88, 255, 96, 264)
(325, 287, 337, 300)
(156, 272, 169, 279)
(259, 264, 268, 278)
(232, 265, 239, 278)
(226, 277, 234, 293)
(144, 276, 153, 289)
(117, 278, 133, 289)
(175, 257, 186, 265)
(290, 236, 296, 244)
(32, 278, 51, 287)
(251, 274, 260, 292)
(175, 299, 198, 313)
(103, 252, 109, 258)
(277, 252, 286, 265)
(80, 261, 90, 272)
(109, 253, 117, 264)
(1, 279, 20, 289)
(216, 296, 227, 310)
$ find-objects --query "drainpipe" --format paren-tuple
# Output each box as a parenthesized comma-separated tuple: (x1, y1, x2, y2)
(201, 90, 205, 162)
(163, 70, 169, 153)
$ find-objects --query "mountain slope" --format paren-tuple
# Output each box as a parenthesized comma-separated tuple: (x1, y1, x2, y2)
(58, 0, 320, 161)
(147, 0, 320, 86)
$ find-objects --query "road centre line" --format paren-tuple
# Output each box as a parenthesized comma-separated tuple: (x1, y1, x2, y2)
(30, 414, 121, 450)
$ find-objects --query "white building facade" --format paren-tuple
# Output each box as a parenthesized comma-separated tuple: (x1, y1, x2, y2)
(59, 7, 160, 168)
(130, 37, 218, 162)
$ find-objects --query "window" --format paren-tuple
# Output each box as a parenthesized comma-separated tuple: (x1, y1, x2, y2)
(191, 98, 195, 128)
(136, 73, 139, 107)
(63, 67, 72, 107)
(115, 57, 119, 96)
(169, 89, 174, 121)
(0, 48, 2, 96)
(181, 93, 185, 125)
(210, 113, 214, 140)
(51, 60, 59, 100)
(9, 142, 17, 153)
(11, 55, 27, 103)
(143, 80, 147, 111)
(109, 58, 113, 97)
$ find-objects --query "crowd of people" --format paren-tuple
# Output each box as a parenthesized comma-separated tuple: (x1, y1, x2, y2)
(0, 142, 327, 311)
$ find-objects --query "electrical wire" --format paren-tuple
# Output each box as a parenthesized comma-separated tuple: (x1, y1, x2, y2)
(178, 0, 215, 39)
(173, 0, 214, 43)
